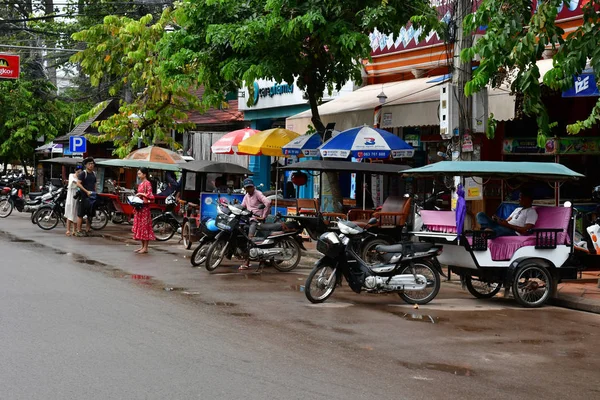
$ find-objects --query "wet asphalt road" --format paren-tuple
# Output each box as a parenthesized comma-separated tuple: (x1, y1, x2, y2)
(1, 215, 600, 399)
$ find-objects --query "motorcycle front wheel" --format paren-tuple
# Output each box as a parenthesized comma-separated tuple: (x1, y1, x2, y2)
(398, 261, 441, 305)
(182, 221, 192, 249)
(305, 263, 337, 303)
(191, 239, 212, 267)
(272, 237, 301, 272)
(0, 199, 13, 218)
(153, 219, 176, 242)
(205, 239, 229, 272)
(36, 207, 59, 230)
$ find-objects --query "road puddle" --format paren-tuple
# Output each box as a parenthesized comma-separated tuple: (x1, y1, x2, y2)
(205, 301, 237, 307)
(387, 310, 446, 324)
(397, 360, 475, 376)
(285, 285, 305, 292)
(229, 312, 253, 318)
(519, 339, 554, 345)
(9, 238, 34, 243)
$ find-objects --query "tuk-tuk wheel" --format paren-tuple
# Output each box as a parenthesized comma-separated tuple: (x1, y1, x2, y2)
(512, 264, 553, 308)
(465, 276, 502, 299)
(182, 221, 192, 250)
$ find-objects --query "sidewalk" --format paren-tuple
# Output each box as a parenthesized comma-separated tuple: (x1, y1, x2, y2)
(553, 271, 600, 314)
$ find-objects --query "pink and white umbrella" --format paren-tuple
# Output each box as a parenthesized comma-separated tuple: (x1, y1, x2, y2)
(211, 128, 260, 155)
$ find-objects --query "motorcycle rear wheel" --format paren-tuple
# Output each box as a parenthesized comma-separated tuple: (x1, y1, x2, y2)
(0, 199, 13, 218)
(398, 261, 441, 305)
(272, 238, 301, 272)
(205, 239, 228, 272)
(90, 209, 109, 231)
(36, 208, 59, 230)
(153, 219, 176, 241)
(305, 263, 337, 303)
(465, 276, 502, 299)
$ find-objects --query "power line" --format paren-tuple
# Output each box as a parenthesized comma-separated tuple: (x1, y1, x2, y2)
(0, 44, 80, 52)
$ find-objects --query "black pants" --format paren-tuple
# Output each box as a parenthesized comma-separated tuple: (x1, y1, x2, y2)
(77, 197, 93, 219)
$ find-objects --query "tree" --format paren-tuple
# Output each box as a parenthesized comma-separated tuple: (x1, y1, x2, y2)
(70, 11, 202, 158)
(460, 0, 600, 146)
(0, 62, 79, 172)
(162, 0, 429, 211)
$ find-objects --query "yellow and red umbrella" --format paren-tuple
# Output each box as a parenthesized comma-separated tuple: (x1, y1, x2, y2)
(237, 128, 300, 156)
(211, 128, 260, 155)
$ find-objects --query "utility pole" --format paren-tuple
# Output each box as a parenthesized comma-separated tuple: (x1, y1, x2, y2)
(451, 0, 473, 162)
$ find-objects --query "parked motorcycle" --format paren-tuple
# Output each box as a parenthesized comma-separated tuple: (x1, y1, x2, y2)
(0, 180, 59, 218)
(204, 203, 303, 272)
(305, 218, 443, 305)
(152, 194, 181, 241)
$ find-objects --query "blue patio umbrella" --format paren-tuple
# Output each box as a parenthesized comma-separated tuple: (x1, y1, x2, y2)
(282, 133, 322, 157)
(319, 126, 415, 159)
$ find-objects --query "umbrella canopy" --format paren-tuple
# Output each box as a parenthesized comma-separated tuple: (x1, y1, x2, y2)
(180, 160, 252, 175)
(211, 128, 260, 155)
(282, 133, 322, 157)
(96, 159, 181, 171)
(401, 161, 584, 181)
(319, 126, 414, 159)
(237, 128, 300, 157)
(40, 157, 84, 166)
(124, 146, 187, 164)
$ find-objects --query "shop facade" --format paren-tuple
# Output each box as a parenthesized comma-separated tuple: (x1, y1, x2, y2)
(238, 78, 356, 198)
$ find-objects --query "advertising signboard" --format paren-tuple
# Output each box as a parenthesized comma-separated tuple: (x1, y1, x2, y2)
(0, 54, 20, 80)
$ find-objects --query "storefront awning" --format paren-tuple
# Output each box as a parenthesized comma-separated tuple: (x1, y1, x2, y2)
(286, 59, 555, 135)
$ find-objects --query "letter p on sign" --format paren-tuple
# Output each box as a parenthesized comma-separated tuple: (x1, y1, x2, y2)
(70, 136, 87, 154)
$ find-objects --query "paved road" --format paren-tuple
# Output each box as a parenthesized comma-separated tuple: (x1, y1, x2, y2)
(1, 215, 599, 399)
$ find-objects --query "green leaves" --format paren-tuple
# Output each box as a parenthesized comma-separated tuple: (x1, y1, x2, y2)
(70, 9, 201, 156)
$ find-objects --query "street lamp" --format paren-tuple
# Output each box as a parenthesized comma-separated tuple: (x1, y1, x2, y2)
(374, 87, 387, 128)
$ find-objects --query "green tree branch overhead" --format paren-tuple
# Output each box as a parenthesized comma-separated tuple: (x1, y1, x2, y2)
(461, 0, 600, 146)
(70, 10, 202, 158)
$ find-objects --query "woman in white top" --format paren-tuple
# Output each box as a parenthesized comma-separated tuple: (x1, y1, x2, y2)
(64, 165, 82, 236)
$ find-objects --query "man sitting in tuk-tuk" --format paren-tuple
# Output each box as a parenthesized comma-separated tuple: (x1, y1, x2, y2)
(477, 189, 538, 237)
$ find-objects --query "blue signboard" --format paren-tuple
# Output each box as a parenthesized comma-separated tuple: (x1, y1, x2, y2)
(69, 136, 87, 153)
(200, 193, 288, 220)
(562, 73, 600, 97)
(200, 193, 245, 220)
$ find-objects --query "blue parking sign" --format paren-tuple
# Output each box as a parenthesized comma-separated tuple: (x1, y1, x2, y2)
(69, 136, 87, 154)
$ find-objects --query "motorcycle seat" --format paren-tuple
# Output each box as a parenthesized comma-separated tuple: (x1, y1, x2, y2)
(29, 192, 43, 199)
(258, 222, 283, 231)
(376, 242, 433, 253)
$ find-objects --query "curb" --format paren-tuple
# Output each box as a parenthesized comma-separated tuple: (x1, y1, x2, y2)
(550, 295, 600, 315)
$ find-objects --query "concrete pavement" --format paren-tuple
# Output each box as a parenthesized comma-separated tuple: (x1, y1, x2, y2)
(1, 213, 600, 398)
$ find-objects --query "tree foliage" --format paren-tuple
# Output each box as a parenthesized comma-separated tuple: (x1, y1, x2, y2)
(162, 0, 430, 133)
(71, 11, 201, 158)
(0, 64, 80, 166)
(461, 0, 600, 146)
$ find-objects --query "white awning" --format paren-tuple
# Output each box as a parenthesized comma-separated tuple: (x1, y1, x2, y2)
(286, 59, 554, 135)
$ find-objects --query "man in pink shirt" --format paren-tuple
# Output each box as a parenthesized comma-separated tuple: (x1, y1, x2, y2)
(241, 178, 271, 238)
(240, 178, 271, 270)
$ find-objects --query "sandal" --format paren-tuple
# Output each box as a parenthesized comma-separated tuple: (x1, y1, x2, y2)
(238, 265, 250, 270)
(66, 232, 72, 237)
(73, 232, 85, 238)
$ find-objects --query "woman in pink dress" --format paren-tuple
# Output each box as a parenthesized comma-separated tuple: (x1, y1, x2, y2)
(132, 167, 156, 253)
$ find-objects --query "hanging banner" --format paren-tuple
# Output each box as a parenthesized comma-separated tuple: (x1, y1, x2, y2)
(0, 54, 20, 80)
(503, 137, 600, 155)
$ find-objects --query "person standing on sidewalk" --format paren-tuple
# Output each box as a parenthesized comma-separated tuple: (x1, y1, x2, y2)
(132, 167, 156, 254)
(64, 165, 82, 236)
(74, 158, 97, 237)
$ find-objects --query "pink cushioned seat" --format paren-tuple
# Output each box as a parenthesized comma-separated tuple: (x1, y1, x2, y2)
(486, 206, 571, 261)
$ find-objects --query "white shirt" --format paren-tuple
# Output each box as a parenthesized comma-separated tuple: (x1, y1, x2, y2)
(508, 207, 538, 229)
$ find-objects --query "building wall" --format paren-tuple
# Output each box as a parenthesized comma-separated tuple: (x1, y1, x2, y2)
(188, 131, 249, 168)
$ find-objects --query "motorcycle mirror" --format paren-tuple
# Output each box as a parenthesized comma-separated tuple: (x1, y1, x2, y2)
(367, 217, 378, 225)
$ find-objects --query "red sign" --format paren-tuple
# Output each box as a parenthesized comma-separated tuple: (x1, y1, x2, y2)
(0, 54, 20, 80)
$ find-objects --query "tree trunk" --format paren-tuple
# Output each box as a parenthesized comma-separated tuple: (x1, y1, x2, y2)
(306, 82, 343, 213)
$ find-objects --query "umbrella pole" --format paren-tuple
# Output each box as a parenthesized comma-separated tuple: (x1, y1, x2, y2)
(363, 174, 366, 210)
(319, 172, 323, 212)
(274, 157, 279, 213)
